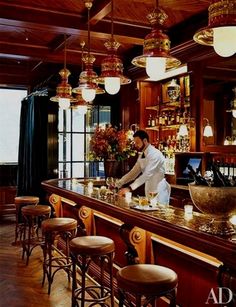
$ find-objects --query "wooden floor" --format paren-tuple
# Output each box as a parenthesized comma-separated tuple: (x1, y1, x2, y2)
(0, 214, 115, 307)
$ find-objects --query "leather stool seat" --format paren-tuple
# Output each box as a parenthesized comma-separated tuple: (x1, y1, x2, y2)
(116, 264, 178, 307)
(70, 236, 115, 307)
(21, 204, 51, 265)
(41, 217, 78, 294)
(14, 196, 39, 244)
(22, 204, 51, 217)
(70, 235, 115, 256)
(42, 217, 78, 232)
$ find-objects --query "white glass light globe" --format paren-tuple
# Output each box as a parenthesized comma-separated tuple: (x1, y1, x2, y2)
(104, 77, 121, 95)
(178, 124, 188, 137)
(203, 124, 213, 137)
(58, 98, 70, 109)
(76, 105, 88, 115)
(213, 27, 236, 57)
(232, 109, 236, 118)
(82, 88, 96, 102)
(146, 57, 166, 80)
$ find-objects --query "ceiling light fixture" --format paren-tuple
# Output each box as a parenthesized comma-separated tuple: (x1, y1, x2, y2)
(50, 35, 77, 109)
(71, 41, 88, 115)
(72, 0, 104, 102)
(194, 0, 236, 57)
(98, 0, 131, 94)
(132, 0, 181, 80)
(71, 94, 89, 115)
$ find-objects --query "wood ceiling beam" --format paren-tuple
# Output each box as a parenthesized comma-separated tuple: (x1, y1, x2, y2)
(89, 0, 111, 25)
(0, 2, 146, 44)
(0, 41, 108, 64)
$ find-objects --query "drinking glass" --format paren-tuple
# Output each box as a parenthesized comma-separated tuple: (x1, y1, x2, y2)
(148, 191, 158, 207)
(106, 177, 116, 192)
(138, 196, 149, 209)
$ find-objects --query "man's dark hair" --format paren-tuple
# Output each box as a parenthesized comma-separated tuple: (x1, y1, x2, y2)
(133, 130, 149, 142)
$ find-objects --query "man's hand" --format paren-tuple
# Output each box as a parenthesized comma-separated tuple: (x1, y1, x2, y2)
(118, 187, 131, 197)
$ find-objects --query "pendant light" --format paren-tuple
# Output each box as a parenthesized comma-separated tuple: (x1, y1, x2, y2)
(50, 35, 77, 109)
(98, 0, 131, 94)
(132, 0, 181, 80)
(194, 1, 236, 57)
(71, 94, 89, 115)
(71, 41, 89, 115)
(72, 0, 104, 102)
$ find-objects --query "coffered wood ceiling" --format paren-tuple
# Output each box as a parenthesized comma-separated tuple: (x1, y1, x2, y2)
(0, 0, 235, 90)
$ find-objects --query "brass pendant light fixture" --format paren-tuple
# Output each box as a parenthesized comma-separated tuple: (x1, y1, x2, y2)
(72, 0, 104, 102)
(70, 42, 89, 115)
(98, 0, 131, 95)
(194, 0, 236, 57)
(50, 35, 77, 109)
(132, 0, 181, 80)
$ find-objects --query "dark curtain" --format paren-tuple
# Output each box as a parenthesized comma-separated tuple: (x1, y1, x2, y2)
(17, 95, 49, 200)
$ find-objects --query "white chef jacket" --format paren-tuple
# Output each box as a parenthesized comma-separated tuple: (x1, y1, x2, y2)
(118, 144, 171, 205)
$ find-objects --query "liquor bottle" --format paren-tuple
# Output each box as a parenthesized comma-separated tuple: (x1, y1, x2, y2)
(171, 111, 175, 125)
(155, 115, 159, 126)
(147, 114, 152, 127)
(211, 163, 232, 187)
(187, 164, 209, 186)
(176, 108, 180, 124)
(151, 116, 156, 127)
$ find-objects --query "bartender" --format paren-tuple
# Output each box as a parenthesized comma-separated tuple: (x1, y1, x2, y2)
(117, 130, 170, 205)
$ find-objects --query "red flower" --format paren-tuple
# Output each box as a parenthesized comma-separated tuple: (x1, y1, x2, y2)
(89, 125, 136, 161)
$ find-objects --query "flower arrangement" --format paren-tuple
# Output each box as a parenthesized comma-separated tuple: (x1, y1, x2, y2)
(89, 125, 136, 161)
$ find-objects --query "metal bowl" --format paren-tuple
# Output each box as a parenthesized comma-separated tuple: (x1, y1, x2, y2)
(188, 183, 236, 236)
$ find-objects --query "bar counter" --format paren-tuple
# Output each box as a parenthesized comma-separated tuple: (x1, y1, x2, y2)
(42, 178, 236, 307)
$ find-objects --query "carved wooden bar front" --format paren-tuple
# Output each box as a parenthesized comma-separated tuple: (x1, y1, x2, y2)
(42, 179, 236, 307)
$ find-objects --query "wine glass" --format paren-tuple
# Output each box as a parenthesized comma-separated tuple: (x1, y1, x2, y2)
(106, 177, 115, 191)
(148, 191, 158, 207)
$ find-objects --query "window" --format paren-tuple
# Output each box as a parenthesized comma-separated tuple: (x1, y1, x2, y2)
(58, 105, 111, 178)
(0, 88, 27, 163)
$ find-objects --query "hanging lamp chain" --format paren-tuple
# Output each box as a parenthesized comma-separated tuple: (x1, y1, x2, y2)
(80, 41, 85, 71)
(83, 0, 93, 57)
(111, 0, 114, 40)
(64, 34, 67, 70)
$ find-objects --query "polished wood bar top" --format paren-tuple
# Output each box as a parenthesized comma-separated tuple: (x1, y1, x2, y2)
(42, 178, 236, 268)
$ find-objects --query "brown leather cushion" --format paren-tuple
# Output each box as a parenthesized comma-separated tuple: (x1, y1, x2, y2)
(42, 217, 77, 232)
(116, 264, 178, 296)
(15, 196, 39, 205)
(70, 236, 115, 256)
(21, 205, 51, 216)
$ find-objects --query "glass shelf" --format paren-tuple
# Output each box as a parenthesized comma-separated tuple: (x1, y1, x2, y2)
(145, 105, 159, 111)
(146, 126, 159, 131)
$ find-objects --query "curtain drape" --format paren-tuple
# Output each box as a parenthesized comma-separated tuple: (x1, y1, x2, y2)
(17, 95, 49, 200)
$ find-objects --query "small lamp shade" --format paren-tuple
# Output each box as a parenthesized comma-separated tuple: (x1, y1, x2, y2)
(203, 124, 213, 137)
(178, 124, 188, 137)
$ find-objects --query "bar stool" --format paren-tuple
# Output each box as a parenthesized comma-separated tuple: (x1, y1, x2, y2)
(14, 196, 39, 244)
(21, 204, 51, 265)
(70, 236, 115, 307)
(41, 217, 78, 294)
(116, 264, 178, 307)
